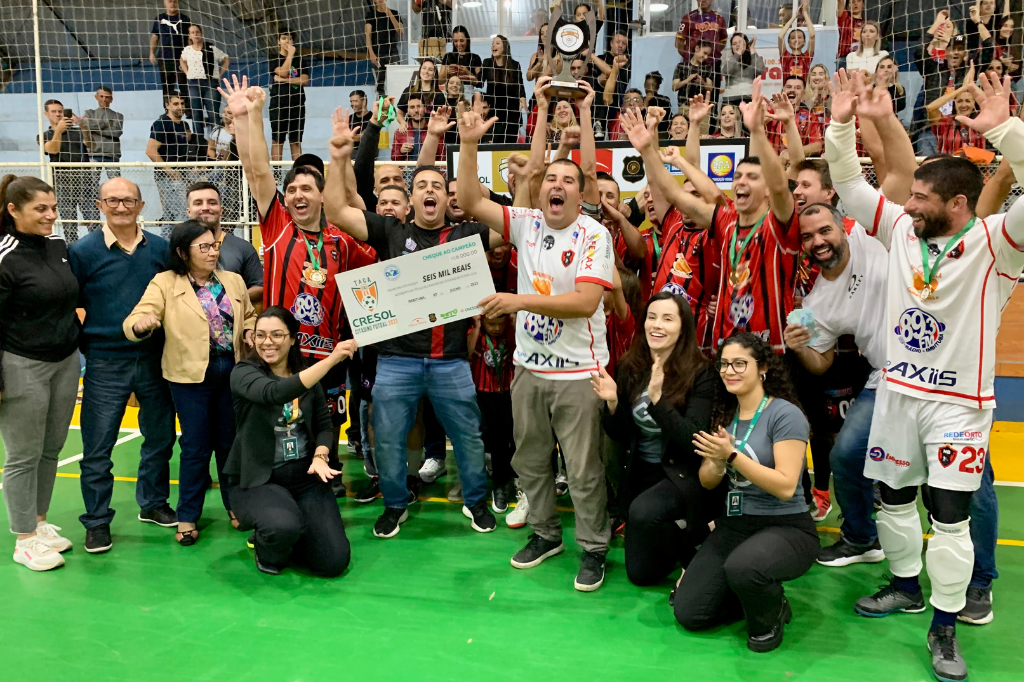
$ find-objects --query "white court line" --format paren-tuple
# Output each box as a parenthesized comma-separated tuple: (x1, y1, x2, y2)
(57, 432, 142, 467)
(995, 480, 1024, 488)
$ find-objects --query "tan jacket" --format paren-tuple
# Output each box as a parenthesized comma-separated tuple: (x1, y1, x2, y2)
(123, 270, 257, 383)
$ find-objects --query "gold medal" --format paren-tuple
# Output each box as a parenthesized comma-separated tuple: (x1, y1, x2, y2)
(920, 285, 931, 301)
(729, 271, 739, 286)
(309, 269, 326, 285)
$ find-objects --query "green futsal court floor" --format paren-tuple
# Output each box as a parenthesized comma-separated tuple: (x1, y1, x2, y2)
(1, 427, 1023, 682)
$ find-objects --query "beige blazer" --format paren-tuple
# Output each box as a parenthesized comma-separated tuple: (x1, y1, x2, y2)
(123, 270, 257, 383)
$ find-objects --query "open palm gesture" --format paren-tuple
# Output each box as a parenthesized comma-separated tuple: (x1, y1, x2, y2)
(328, 107, 356, 160)
(765, 92, 794, 123)
(620, 107, 655, 151)
(688, 94, 714, 125)
(740, 78, 767, 132)
(959, 73, 1013, 135)
(427, 105, 455, 136)
(219, 75, 251, 118)
(459, 110, 499, 143)
(828, 68, 859, 124)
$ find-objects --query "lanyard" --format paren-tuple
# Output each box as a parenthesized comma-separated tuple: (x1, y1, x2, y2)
(729, 395, 771, 453)
(485, 335, 505, 386)
(302, 229, 324, 273)
(919, 218, 974, 288)
(282, 398, 300, 425)
(729, 211, 767, 275)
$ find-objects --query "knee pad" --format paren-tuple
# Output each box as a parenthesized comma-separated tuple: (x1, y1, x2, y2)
(876, 501, 924, 577)
(926, 518, 974, 613)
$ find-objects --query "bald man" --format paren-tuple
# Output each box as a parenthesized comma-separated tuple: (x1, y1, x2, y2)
(68, 177, 179, 553)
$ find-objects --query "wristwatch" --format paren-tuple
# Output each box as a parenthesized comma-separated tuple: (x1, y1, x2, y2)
(314, 451, 330, 463)
(727, 450, 739, 464)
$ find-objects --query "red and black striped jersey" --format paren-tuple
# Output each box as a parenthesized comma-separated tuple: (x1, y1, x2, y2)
(605, 306, 635, 377)
(471, 326, 516, 393)
(259, 195, 377, 360)
(709, 203, 801, 353)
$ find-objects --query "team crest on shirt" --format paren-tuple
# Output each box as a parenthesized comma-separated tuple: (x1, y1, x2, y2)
(542, 235, 555, 250)
(561, 250, 575, 267)
(670, 253, 693, 279)
(405, 238, 417, 252)
(729, 293, 754, 328)
(290, 293, 324, 326)
(947, 239, 966, 259)
(353, 281, 379, 312)
(938, 444, 958, 468)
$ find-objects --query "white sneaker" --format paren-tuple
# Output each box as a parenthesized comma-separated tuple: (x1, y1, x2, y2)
(14, 536, 66, 571)
(35, 522, 73, 552)
(506, 490, 529, 528)
(555, 472, 569, 497)
(419, 458, 447, 483)
(447, 481, 463, 502)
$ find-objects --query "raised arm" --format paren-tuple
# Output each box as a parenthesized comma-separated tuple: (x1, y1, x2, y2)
(803, 0, 816, 53)
(322, 107, 369, 242)
(779, 12, 797, 54)
(742, 79, 794, 223)
(855, 72, 917, 204)
(602, 60, 619, 105)
(660, 144, 726, 206)
(766, 92, 805, 183)
(578, 80, 600, 207)
(416, 105, 455, 167)
(684, 94, 714, 166)
(219, 75, 276, 218)
(456, 110, 506, 236)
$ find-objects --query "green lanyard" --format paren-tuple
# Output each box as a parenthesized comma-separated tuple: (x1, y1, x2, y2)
(918, 218, 974, 300)
(302, 229, 326, 285)
(729, 395, 771, 453)
(729, 212, 768, 277)
(485, 335, 505, 386)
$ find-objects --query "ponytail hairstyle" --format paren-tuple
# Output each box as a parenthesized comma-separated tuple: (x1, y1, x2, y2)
(0, 174, 55, 235)
(709, 332, 804, 430)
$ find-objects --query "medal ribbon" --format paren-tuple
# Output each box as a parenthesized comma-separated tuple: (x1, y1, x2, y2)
(302, 229, 324, 276)
(919, 218, 974, 290)
(729, 211, 768, 280)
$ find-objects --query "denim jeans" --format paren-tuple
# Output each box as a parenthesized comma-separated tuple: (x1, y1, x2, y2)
(155, 172, 188, 226)
(79, 354, 177, 529)
(91, 155, 121, 180)
(188, 80, 218, 139)
(830, 387, 877, 547)
(168, 352, 236, 523)
(371, 355, 487, 508)
(968, 455, 999, 589)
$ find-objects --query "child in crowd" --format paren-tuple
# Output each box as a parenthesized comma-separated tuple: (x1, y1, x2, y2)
(778, 0, 815, 82)
(471, 313, 517, 515)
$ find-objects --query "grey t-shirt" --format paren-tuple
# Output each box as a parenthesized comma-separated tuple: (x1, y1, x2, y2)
(217, 232, 263, 290)
(632, 389, 663, 464)
(727, 398, 809, 516)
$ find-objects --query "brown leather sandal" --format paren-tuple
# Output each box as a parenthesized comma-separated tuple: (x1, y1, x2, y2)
(176, 528, 199, 546)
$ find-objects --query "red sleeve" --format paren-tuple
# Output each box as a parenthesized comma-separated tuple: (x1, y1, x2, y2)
(391, 131, 407, 161)
(768, 207, 801, 252)
(341, 231, 378, 268)
(676, 15, 690, 38)
(711, 203, 737, 247)
(258, 193, 290, 247)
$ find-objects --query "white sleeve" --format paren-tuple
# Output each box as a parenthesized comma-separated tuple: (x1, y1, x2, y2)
(576, 224, 614, 288)
(825, 119, 904, 250)
(215, 46, 228, 62)
(501, 206, 538, 248)
(982, 117, 1024, 268)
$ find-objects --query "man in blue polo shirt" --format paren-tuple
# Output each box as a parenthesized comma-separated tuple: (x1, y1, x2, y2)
(69, 177, 178, 554)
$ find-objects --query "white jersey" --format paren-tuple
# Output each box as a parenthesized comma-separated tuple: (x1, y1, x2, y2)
(804, 223, 889, 389)
(827, 120, 1024, 410)
(504, 206, 614, 379)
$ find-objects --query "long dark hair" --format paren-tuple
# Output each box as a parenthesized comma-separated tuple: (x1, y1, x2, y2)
(246, 306, 307, 375)
(489, 35, 520, 84)
(710, 332, 803, 430)
(616, 292, 709, 408)
(452, 24, 472, 52)
(0, 174, 54, 235)
(167, 219, 213, 276)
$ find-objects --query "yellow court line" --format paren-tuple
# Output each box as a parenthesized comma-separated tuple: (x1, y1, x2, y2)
(43, 472, 1024, 548)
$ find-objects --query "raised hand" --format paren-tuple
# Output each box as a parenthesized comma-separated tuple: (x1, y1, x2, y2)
(535, 75, 554, 110)
(328, 107, 356, 160)
(828, 68, 859, 124)
(659, 145, 684, 169)
(646, 105, 667, 131)
(959, 73, 1013, 135)
(245, 85, 266, 113)
(966, 60, 977, 86)
(459, 109, 499, 144)
(590, 366, 618, 404)
(427, 105, 455, 136)
(219, 75, 251, 118)
(688, 94, 714, 125)
(578, 78, 596, 110)
(739, 78, 767, 133)
(559, 125, 582, 148)
(601, 196, 626, 224)
(619, 107, 655, 151)
(856, 82, 895, 120)
(766, 92, 794, 123)
(648, 353, 665, 403)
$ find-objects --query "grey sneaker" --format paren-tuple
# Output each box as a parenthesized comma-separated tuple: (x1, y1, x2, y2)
(817, 538, 885, 567)
(854, 575, 926, 617)
(957, 586, 993, 625)
(928, 625, 968, 682)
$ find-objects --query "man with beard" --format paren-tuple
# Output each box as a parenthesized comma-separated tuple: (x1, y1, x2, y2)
(226, 76, 376, 495)
(185, 181, 263, 303)
(324, 108, 505, 538)
(391, 96, 439, 162)
(825, 72, 1023, 682)
(766, 76, 823, 157)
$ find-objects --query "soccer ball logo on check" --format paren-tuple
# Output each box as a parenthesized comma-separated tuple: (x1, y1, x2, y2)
(353, 281, 379, 312)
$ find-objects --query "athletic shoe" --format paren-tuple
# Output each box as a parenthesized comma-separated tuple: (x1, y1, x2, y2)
(363, 455, 377, 477)
(331, 479, 347, 499)
(407, 475, 422, 503)
(506, 490, 529, 528)
(462, 501, 497, 533)
(817, 538, 885, 567)
(348, 439, 363, 459)
(354, 479, 380, 504)
(254, 546, 282, 575)
(35, 522, 72, 553)
(928, 625, 968, 682)
(373, 507, 409, 539)
(85, 524, 113, 554)
(574, 551, 607, 592)
(138, 503, 177, 527)
(957, 587, 994, 625)
(748, 598, 792, 653)
(447, 481, 463, 503)
(855, 575, 926, 617)
(492, 485, 509, 514)
(810, 488, 832, 522)
(511, 534, 564, 569)
(419, 458, 447, 483)
(484, 451, 493, 476)
(246, 533, 255, 550)
(555, 472, 569, 497)
(13, 536, 65, 571)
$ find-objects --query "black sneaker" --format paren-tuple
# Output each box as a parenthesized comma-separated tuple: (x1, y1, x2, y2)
(748, 598, 792, 652)
(85, 524, 112, 554)
(354, 478, 380, 504)
(373, 507, 409, 538)
(254, 546, 282, 575)
(855, 575, 927, 617)
(511, 534, 565, 569)
(406, 475, 422, 502)
(574, 551, 607, 592)
(817, 538, 886, 567)
(928, 625, 968, 682)
(492, 485, 509, 514)
(958, 586, 994, 625)
(331, 478, 348, 499)
(348, 439, 363, 459)
(462, 500, 497, 533)
(138, 503, 177, 527)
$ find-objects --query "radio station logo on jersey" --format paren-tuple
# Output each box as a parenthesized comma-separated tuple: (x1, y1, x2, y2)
(290, 293, 324, 327)
(350, 277, 398, 332)
(708, 153, 735, 182)
(524, 312, 563, 345)
(894, 307, 945, 353)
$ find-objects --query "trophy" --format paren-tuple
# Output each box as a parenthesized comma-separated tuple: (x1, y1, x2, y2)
(543, 7, 596, 99)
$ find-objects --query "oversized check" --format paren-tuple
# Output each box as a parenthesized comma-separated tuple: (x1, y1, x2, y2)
(336, 236, 496, 345)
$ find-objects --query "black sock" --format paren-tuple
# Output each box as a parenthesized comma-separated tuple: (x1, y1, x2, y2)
(894, 575, 922, 594)
(931, 608, 958, 630)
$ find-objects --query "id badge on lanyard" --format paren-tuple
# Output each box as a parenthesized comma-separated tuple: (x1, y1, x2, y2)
(727, 490, 743, 516)
(282, 430, 299, 461)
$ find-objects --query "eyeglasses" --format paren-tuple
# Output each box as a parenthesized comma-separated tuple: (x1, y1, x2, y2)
(191, 242, 221, 253)
(716, 359, 749, 373)
(623, 97, 643, 105)
(254, 331, 290, 342)
(101, 197, 139, 208)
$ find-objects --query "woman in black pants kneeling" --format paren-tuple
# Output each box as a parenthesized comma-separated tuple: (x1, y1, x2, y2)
(226, 307, 357, 576)
(592, 293, 722, 586)
(681, 332, 818, 652)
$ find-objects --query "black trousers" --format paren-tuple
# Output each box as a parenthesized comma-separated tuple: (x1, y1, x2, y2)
(158, 59, 187, 98)
(231, 459, 351, 577)
(625, 474, 702, 586)
(477, 391, 515, 487)
(674, 513, 818, 636)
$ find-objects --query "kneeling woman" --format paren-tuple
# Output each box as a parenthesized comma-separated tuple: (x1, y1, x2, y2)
(226, 307, 356, 576)
(592, 293, 721, 586)
(678, 333, 818, 652)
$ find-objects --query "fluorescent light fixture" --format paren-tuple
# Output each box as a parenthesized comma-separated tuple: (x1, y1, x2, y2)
(462, 0, 482, 6)
(650, 2, 669, 10)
